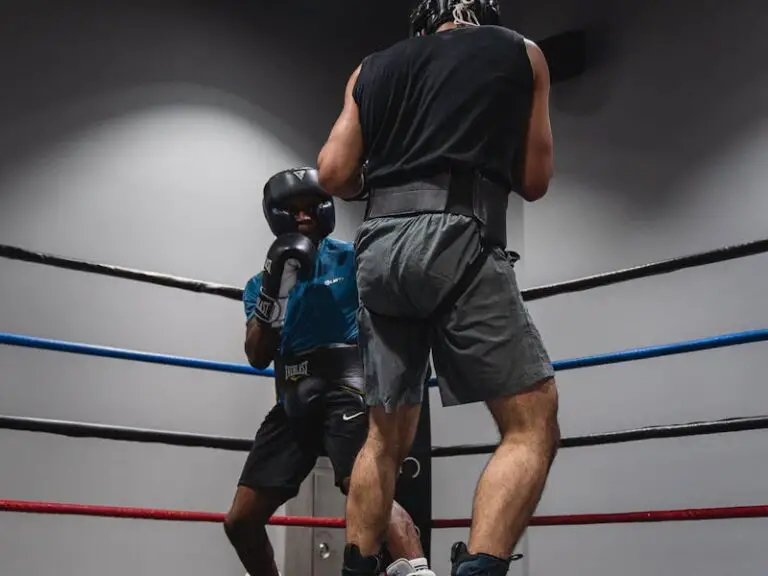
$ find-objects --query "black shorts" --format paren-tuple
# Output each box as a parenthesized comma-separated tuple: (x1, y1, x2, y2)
(238, 346, 367, 496)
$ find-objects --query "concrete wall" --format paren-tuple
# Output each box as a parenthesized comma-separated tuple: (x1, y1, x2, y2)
(408, 0, 768, 574)
(0, 1, 358, 574)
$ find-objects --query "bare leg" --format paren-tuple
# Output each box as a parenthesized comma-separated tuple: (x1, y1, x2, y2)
(340, 479, 424, 562)
(345, 404, 422, 559)
(385, 501, 425, 561)
(468, 377, 560, 559)
(223, 485, 292, 576)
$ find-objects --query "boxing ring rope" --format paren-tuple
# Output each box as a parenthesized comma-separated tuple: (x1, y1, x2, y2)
(435, 414, 768, 456)
(0, 332, 269, 376)
(3, 327, 767, 380)
(0, 243, 244, 301)
(3, 413, 768, 454)
(2, 236, 768, 303)
(4, 328, 766, 452)
(2, 238, 767, 540)
(1, 499, 766, 527)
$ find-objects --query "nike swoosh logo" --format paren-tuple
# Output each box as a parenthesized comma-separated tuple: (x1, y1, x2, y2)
(342, 412, 365, 421)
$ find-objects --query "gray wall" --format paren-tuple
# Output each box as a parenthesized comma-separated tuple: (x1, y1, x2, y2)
(2, 0, 767, 575)
(0, 1, 365, 574)
(416, 0, 768, 574)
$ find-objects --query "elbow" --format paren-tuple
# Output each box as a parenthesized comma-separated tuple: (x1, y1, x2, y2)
(317, 162, 350, 197)
(244, 340, 271, 370)
(317, 149, 339, 191)
(520, 153, 553, 202)
(520, 181, 550, 202)
(247, 353, 271, 370)
(317, 152, 359, 198)
(317, 166, 342, 196)
(246, 347, 272, 370)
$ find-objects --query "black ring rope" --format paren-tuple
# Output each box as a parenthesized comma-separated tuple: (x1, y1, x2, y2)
(522, 237, 768, 301)
(2, 237, 767, 303)
(2, 413, 765, 454)
(0, 415, 252, 451)
(0, 244, 243, 300)
(430, 415, 768, 458)
(3, 239, 767, 460)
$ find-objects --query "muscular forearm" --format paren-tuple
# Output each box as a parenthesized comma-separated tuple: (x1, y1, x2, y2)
(317, 161, 364, 199)
(244, 320, 280, 369)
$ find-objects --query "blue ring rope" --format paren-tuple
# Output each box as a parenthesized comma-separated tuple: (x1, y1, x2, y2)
(0, 333, 269, 377)
(552, 329, 768, 371)
(1, 328, 766, 382)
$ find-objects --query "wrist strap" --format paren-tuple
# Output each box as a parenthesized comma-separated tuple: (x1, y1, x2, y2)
(254, 291, 285, 327)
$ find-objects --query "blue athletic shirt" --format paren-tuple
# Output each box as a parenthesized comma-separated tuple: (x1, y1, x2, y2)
(243, 237, 359, 357)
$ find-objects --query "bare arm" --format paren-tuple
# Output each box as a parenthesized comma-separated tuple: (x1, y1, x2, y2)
(244, 317, 280, 370)
(317, 65, 365, 198)
(518, 39, 554, 202)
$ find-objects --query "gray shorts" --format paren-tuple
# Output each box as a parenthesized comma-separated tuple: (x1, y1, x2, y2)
(354, 212, 555, 412)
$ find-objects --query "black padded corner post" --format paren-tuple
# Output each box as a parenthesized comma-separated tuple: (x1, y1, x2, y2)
(393, 388, 433, 562)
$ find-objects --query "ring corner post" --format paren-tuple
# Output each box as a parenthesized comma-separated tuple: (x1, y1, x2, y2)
(394, 388, 432, 563)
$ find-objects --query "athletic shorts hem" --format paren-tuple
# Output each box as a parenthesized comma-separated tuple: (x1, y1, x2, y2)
(236, 477, 303, 496)
(237, 467, 351, 495)
(365, 394, 428, 413)
(439, 367, 555, 407)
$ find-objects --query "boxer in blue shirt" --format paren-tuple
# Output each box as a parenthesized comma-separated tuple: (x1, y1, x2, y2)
(223, 167, 432, 576)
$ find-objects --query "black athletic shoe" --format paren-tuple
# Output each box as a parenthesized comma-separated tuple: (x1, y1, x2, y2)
(342, 544, 381, 576)
(450, 542, 522, 576)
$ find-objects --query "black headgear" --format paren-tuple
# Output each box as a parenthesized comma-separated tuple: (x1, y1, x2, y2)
(262, 167, 335, 238)
(409, 0, 500, 37)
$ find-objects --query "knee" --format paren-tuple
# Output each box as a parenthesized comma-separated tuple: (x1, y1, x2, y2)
(386, 502, 423, 557)
(366, 424, 404, 465)
(223, 509, 254, 545)
(532, 378, 560, 455)
(532, 377, 559, 430)
(544, 379, 561, 454)
(549, 415, 561, 463)
(389, 500, 413, 529)
(224, 501, 268, 546)
(497, 377, 560, 454)
(366, 405, 421, 468)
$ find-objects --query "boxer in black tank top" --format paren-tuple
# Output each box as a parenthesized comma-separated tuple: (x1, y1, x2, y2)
(317, 2, 559, 576)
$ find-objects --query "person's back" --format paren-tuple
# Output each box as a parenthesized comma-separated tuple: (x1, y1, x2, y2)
(316, 3, 559, 576)
(350, 25, 545, 321)
(356, 25, 533, 190)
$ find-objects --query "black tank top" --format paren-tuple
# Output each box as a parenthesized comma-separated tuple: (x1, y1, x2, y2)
(353, 25, 533, 190)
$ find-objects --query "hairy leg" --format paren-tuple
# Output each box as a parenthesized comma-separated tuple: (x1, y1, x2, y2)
(386, 500, 426, 562)
(223, 485, 292, 576)
(345, 404, 422, 557)
(339, 480, 424, 561)
(468, 377, 560, 559)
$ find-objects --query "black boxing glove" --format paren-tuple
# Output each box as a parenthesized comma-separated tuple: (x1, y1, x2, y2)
(253, 233, 317, 329)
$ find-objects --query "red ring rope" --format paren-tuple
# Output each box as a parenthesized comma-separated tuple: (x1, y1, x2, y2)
(433, 505, 768, 528)
(0, 499, 343, 526)
(1, 499, 766, 528)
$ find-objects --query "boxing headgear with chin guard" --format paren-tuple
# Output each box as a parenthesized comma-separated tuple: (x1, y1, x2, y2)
(408, 0, 500, 37)
(262, 167, 335, 238)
